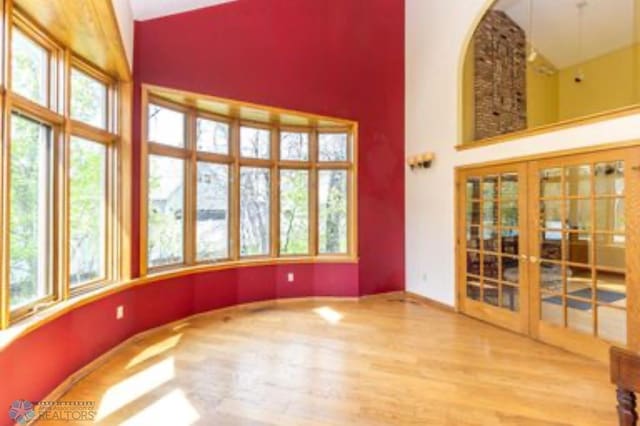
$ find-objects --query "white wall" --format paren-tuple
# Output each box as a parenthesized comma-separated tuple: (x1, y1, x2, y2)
(112, 0, 134, 70)
(405, 0, 640, 306)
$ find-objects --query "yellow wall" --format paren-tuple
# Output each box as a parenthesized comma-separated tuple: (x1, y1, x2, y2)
(527, 54, 559, 128)
(558, 44, 639, 121)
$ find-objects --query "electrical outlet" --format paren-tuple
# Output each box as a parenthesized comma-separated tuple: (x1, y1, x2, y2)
(287, 273, 294, 283)
(116, 305, 124, 320)
(422, 273, 428, 282)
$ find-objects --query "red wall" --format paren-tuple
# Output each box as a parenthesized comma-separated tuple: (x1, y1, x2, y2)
(0, 1, 404, 423)
(132, 0, 406, 294)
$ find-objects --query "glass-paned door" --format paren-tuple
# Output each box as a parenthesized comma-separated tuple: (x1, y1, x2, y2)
(458, 163, 529, 334)
(529, 147, 640, 360)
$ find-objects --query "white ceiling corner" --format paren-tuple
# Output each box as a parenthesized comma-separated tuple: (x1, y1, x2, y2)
(129, 0, 238, 21)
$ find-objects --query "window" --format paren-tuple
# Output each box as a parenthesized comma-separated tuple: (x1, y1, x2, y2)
(318, 170, 348, 254)
(71, 68, 108, 129)
(240, 167, 271, 256)
(280, 169, 309, 255)
(11, 27, 48, 106)
(148, 155, 185, 267)
(9, 114, 52, 309)
(0, 10, 121, 327)
(69, 137, 107, 287)
(319, 133, 348, 162)
(148, 104, 185, 147)
(197, 163, 229, 261)
(240, 126, 270, 159)
(280, 132, 309, 161)
(142, 88, 356, 275)
(197, 118, 229, 154)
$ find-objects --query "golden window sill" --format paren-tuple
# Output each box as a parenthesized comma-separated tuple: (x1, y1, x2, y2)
(0, 256, 359, 350)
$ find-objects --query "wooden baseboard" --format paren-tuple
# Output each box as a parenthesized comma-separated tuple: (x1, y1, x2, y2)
(404, 291, 456, 312)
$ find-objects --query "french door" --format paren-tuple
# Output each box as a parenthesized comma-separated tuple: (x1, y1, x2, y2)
(457, 163, 529, 334)
(457, 147, 640, 361)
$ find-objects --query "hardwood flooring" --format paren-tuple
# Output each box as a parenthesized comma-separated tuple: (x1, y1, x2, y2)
(38, 295, 616, 425)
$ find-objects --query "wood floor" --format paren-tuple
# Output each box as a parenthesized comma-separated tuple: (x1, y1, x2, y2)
(40, 295, 616, 425)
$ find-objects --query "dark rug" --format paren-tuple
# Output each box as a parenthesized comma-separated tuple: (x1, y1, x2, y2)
(544, 288, 626, 311)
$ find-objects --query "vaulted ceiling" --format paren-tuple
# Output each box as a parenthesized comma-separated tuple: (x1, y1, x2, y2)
(494, 0, 634, 69)
(129, 0, 238, 21)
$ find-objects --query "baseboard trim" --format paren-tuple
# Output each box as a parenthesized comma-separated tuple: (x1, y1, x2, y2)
(404, 291, 456, 312)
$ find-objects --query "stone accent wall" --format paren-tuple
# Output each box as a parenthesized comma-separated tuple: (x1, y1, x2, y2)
(474, 10, 527, 140)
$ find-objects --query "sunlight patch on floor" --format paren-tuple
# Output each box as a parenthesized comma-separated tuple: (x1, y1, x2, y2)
(126, 334, 182, 369)
(120, 389, 200, 426)
(313, 306, 343, 324)
(96, 357, 175, 421)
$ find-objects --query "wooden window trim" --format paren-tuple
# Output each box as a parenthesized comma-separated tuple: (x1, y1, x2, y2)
(0, 3, 126, 328)
(140, 85, 359, 278)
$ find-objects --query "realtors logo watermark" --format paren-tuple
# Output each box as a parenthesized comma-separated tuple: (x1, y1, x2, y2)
(9, 400, 96, 424)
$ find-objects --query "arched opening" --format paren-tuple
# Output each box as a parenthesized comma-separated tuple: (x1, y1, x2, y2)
(462, 0, 640, 145)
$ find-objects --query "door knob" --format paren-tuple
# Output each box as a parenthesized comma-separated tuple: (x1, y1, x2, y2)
(529, 256, 539, 264)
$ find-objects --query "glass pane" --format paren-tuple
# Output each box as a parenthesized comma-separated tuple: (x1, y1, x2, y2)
(240, 167, 270, 256)
(540, 200, 562, 229)
(69, 137, 106, 287)
(501, 200, 518, 227)
(466, 251, 481, 275)
(148, 155, 184, 267)
(467, 225, 480, 250)
(567, 233, 592, 265)
(541, 231, 562, 261)
(280, 132, 309, 161)
(482, 175, 498, 199)
(9, 115, 51, 308)
(500, 173, 518, 199)
(540, 168, 562, 198)
(12, 28, 48, 106)
(597, 306, 626, 344)
(318, 133, 348, 162)
(565, 199, 591, 231)
(595, 198, 624, 232)
(280, 170, 309, 255)
(467, 201, 481, 225)
(596, 271, 626, 307)
(565, 165, 591, 197)
(502, 285, 519, 312)
(483, 200, 498, 226)
(566, 265, 592, 296)
(467, 279, 481, 301)
(541, 294, 564, 327)
(501, 229, 519, 255)
(196, 163, 229, 261)
(467, 177, 481, 200)
(482, 226, 499, 252)
(483, 254, 499, 280)
(240, 127, 270, 159)
(502, 257, 519, 284)
(595, 162, 624, 196)
(483, 281, 499, 306)
(318, 170, 348, 254)
(196, 118, 229, 154)
(567, 302, 593, 335)
(595, 233, 625, 270)
(540, 262, 563, 294)
(71, 68, 107, 129)
(148, 104, 185, 147)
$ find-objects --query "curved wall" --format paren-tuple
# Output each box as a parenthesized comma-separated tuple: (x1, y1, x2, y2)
(0, 262, 358, 425)
(0, 1, 405, 423)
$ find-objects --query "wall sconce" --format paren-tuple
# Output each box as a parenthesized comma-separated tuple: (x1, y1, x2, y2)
(407, 152, 434, 170)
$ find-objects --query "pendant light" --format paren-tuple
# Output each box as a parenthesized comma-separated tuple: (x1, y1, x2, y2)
(527, 0, 538, 62)
(575, 1, 588, 83)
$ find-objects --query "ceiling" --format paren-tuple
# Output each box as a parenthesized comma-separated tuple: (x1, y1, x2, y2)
(129, 0, 238, 21)
(494, 0, 635, 69)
